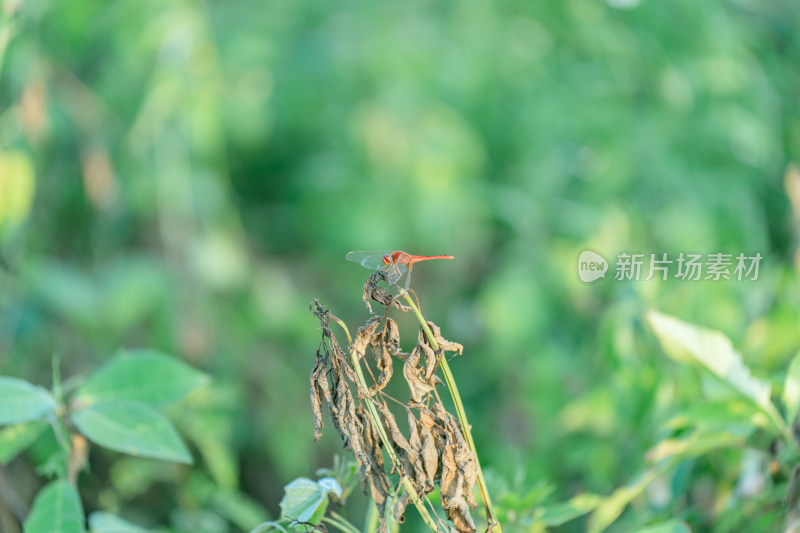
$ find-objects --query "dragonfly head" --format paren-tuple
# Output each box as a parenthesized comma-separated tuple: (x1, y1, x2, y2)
(381, 254, 392, 265)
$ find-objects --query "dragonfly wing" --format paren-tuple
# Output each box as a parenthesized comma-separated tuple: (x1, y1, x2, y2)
(345, 250, 393, 270)
(386, 263, 407, 284)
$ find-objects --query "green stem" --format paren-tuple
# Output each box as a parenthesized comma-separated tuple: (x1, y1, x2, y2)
(48, 356, 73, 459)
(333, 319, 441, 532)
(363, 500, 378, 533)
(249, 522, 290, 533)
(325, 512, 362, 533)
(52, 355, 64, 409)
(770, 405, 800, 455)
(0, 5, 18, 74)
(399, 291, 502, 532)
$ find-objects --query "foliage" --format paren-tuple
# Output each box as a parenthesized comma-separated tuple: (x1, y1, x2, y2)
(0, 350, 217, 532)
(308, 290, 479, 532)
(2, 0, 800, 531)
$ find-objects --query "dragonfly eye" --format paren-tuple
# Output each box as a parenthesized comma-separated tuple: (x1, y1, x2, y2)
(382, 254, 391, 265)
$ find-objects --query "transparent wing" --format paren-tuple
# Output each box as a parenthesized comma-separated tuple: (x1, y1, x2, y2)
(345, 250, 393, 270)
(385, 263, 407, 284)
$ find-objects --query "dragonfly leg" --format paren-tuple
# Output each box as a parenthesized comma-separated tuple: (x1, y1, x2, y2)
(387, 264, 400, 285)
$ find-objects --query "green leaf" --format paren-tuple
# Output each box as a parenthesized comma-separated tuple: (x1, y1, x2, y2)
(178, 390, 239, 489)
(0, 421, 48, 464)
(631, 520, 691, 533)
(647, 311, 784, 432)
(191, 428, 238, 489)
(211, 489, 272, 531)
(279, 478, 334, 524)
(665, 400, 764, 433)
(28, 261, 99, 327)
(588, 462, 671, 533)
(23, 479, 85, 533)
(0, 377, 56, 425)
(538, 493, 602, 526)
(72, 401, 192, 464)
(317, 477, 342, 499)
(171, 508, 227, 533)
(784, 350, 800, 425)
(645, 430, 745, 463)
(89, 511, 153, 533)
(99, 258, 168, 332)
(73, 349, 209, 408)
(109, 457, 181, 498)
(0, 149, 36, 227)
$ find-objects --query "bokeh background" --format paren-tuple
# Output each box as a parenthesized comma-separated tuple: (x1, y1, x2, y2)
(2, 0, 800, 531)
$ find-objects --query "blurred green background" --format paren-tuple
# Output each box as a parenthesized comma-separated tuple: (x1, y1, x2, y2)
(2, 0, 800, 530)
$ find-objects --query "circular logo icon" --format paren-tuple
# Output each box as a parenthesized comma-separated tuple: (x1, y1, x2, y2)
(578, 250, 608, 282)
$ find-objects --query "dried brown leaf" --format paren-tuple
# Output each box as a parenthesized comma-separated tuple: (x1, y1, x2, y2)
(406, 417, 424, 490)
(368, 318, 403, 394)
(309, 299, 374, 475)
(418, 408, 438, 431)
(392, 490, 410, 523)
(362, 271, 411, 313)
(354, 316, 382, 355)
(333, 376, 367, 465)
(369, 345, 393, 394)
(381, 318, 403, 356)
(417, 322, 463, 382)
(310, 299, 478, 533)
(418, 331, 439, 382)
(426, 321, 464, 356)
(449, 417, 478, 510)
(310, 357, 326, 441)
(438, 414, 478, 533)
(334, 345, 361, 391)
(376, 402, 415, 458)
(68, 434, 89, 485)
(418, 418, 438, 487)
(418, 405, 450, 452)
(360, 407, 391, 519)
(367, 476, 390, 519)
(440, 442, 476, 533)
(408, 410, 422, 452)
(404, 344, 434, 403)
(443, 495, 477, 533)
(352, 405, 392, 522)
(359, 405, 384, 473)
(315, 360, 333, 407)
(440, 442, 458, 503)
(407, 411, 435, 493)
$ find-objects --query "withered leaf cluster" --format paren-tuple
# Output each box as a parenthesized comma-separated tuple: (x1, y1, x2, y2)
(361, 271, 411, 314)
(309, 299, 478, 532)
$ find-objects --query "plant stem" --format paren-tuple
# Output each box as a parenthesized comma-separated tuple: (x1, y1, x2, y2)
(363, 500, 379, 533)
(52, 355, 63, 409)
(399, 291, 502, 532)
(333, 318, 442, 532)
(249, 522, 290, 533)
(771, 407, 800, 455)
(326, 512, 363, 533)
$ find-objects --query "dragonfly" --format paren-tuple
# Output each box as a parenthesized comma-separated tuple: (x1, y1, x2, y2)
(345, 250, 454, 289)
